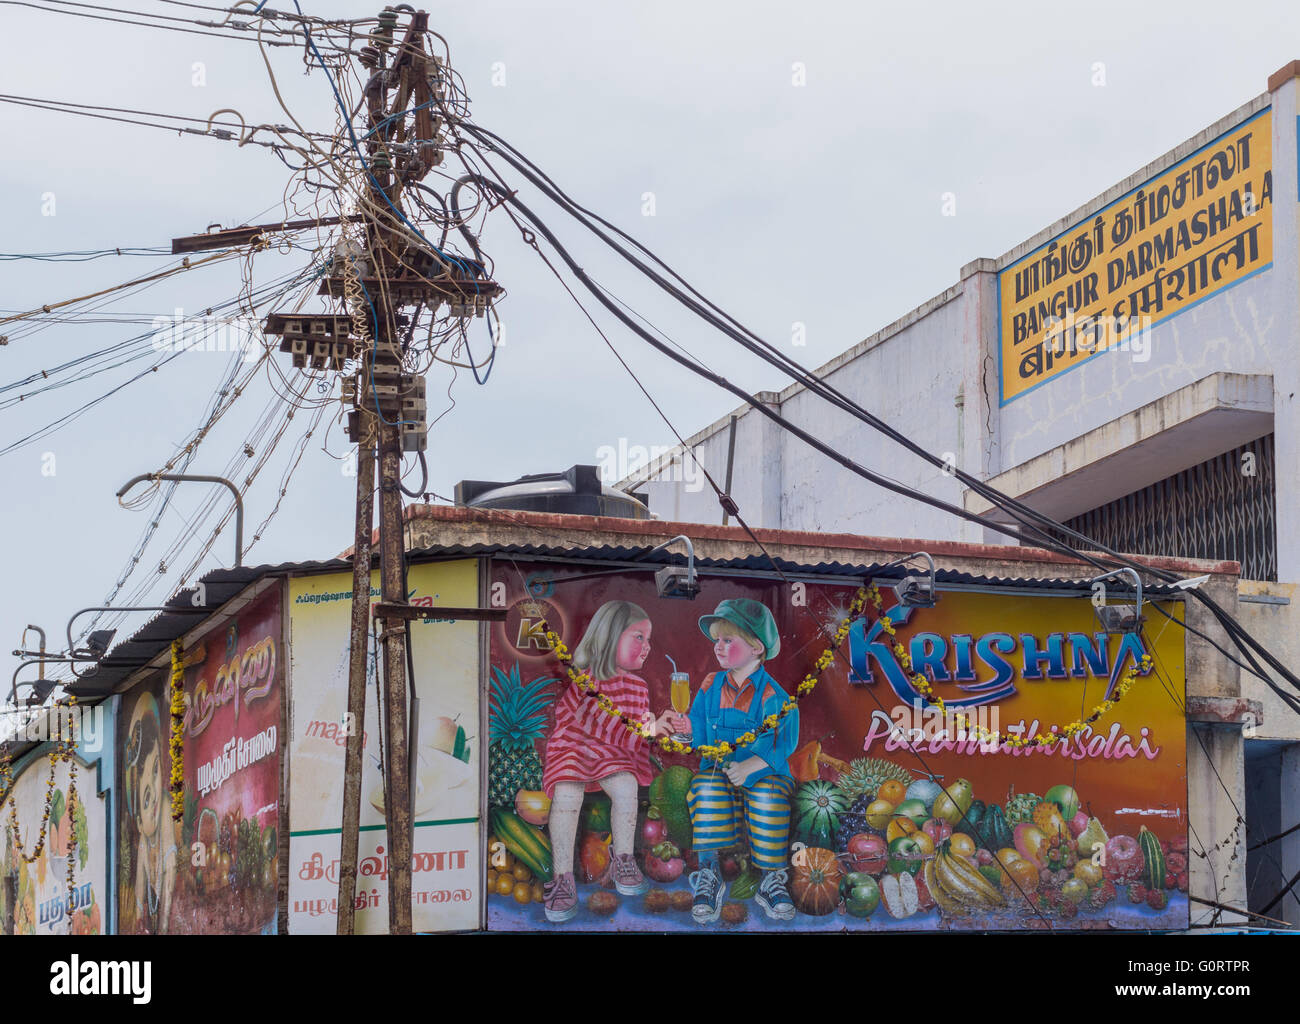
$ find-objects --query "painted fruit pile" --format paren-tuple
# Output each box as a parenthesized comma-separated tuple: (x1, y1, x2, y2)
(485, 673, 1189, 926)
(822, 767, 1188, 922)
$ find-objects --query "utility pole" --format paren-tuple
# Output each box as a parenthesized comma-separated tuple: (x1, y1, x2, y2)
(250, 5, 501, 935)
(336, 415, 374, 935)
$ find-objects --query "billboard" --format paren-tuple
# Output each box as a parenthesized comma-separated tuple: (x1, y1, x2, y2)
(287, 560, 480, 934)
(117, 587, 283, 934)
(487, 562, 1188, 932)
(1, 730, 111, 935)
(999, 109, 1272, 403)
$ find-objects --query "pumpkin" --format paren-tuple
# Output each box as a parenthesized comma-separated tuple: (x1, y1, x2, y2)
(791, 846, 844, 916)
(794, 780, 849, 847)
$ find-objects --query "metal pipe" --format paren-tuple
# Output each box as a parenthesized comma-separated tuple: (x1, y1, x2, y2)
(117, 473, 244, 567)
(64, 605, 205, 678)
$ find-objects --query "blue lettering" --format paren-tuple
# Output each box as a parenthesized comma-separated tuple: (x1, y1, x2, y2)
(1021, 632, 1068, 679)
(950, 634, 977, 682)
(1068, 632, 1109, 677)
(909, 633, 951, 682)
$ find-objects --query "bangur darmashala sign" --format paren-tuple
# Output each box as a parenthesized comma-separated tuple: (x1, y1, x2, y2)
(999, 109, 1273, 403)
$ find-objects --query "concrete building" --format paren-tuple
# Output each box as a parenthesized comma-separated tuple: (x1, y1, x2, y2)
(619, 64, 1300, 927)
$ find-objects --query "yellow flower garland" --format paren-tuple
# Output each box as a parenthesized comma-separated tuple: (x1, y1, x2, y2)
(865, 583, 1150, 750)
(0, 696, 78, 866)
(540, 587, 870, 761)
(169, 639, 185, 821)
(535, 581, 1150, 763)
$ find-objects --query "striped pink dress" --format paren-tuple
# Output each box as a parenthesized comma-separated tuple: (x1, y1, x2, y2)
(542, 672, 653, 796)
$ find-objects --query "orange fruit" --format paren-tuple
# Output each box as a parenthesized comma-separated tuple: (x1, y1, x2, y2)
(486, 869, 498, 891)
(495, 873, 515, 896)
(877, 780, 907, 805)
(531, 882, 545, 903)
(949, 833, 976, 858)
(910, 831, 936, 857)
(512, 862, 531, 883)
(512, 881, 532, 905)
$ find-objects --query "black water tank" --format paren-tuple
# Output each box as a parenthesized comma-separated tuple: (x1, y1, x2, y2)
(454, 464, 651, 518)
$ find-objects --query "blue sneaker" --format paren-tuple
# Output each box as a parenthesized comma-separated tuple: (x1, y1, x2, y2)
(756, 868, 796, 921)
(689, 861, 725, 924)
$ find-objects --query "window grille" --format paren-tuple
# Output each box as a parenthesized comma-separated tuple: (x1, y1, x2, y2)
(1050, 434, 1276, 582)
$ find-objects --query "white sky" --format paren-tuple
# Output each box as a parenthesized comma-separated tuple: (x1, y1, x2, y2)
(2, 0, 1297, 711)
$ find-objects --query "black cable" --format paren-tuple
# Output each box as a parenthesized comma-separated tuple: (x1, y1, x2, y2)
(1249, 818, 1300, 852)
(399, 450, 428, 499)
(460, 122, 1300, 705)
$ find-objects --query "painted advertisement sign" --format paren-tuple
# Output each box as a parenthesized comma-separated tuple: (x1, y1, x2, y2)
(487, 562, 1188, 932)
(1, 737, 109, 935)
(999, 109, 1272, 403)
(117, 587, 282, 934)
(287, 560, 480, 933)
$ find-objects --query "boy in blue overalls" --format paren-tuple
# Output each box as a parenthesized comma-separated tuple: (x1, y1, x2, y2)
(666, 598, 799, 923)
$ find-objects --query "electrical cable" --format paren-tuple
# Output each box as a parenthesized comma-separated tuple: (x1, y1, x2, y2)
(455, 124, 1300, 707)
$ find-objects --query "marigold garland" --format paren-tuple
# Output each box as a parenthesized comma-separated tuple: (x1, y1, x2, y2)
(865, 583, 1150, 750)
(540, 587, 870, 761)
(169, 639, 186, 821)
(64, 699, 79, 926)
(0, 697, 78, 866)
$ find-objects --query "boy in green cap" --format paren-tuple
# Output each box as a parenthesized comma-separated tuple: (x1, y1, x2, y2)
(665, 597, 799, 923)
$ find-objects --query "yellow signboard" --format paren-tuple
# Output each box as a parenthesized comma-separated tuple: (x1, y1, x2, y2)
(999, 109, 1272, 404)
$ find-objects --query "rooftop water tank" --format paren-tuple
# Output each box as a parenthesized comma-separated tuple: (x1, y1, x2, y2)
(454, 464, 651, 519)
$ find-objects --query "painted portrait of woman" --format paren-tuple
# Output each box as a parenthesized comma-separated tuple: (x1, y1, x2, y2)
(123, 691, 178, 933)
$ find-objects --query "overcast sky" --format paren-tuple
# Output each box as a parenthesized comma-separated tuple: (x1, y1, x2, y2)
(2, 0, 1298, 706)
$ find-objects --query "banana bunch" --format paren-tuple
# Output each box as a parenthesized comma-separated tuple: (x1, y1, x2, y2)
(925, 845, 1006, 915)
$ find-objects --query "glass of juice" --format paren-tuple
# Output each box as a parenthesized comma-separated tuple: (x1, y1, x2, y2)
(669, 671, 690, 740)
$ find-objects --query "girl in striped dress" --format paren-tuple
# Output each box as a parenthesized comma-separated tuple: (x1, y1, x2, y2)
(541, 600, 675, 922)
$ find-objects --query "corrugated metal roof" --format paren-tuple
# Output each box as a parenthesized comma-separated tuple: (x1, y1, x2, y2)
(72, 540, 1178, 701)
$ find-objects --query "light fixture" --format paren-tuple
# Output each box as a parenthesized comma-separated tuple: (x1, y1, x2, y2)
(881, 552, 938, 608)
(645, 535, 700, 600)
(84, 629, 117, 658)
(1088, 568, 1145, 634)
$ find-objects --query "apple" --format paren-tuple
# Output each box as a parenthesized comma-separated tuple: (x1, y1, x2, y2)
(1045, 784, 1081, 822)
(894, 799, 929, 827)
(976, 848, 995, 866)
(865, 799, 895, 831)
(922, 818, 953, 845)
(1013, 823, 1047, 868)
(887, 836, 924, 875)
(1061, 877, 1088, 905)
(847, 832, 888, 874)
(429, 716, 459, 755)
(1069, 810, 1090, 838)
(912, 867, 937, 911)
(841, 872, 881, 918)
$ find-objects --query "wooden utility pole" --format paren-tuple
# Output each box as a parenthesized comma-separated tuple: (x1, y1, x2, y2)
(336, 414, 375, 935)
(259, 5, 501, 935)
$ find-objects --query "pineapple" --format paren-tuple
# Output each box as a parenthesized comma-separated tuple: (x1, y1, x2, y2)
(488, 662, 558, 807)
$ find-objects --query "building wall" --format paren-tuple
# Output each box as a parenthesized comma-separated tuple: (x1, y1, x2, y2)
(627, 286, 978, 543)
